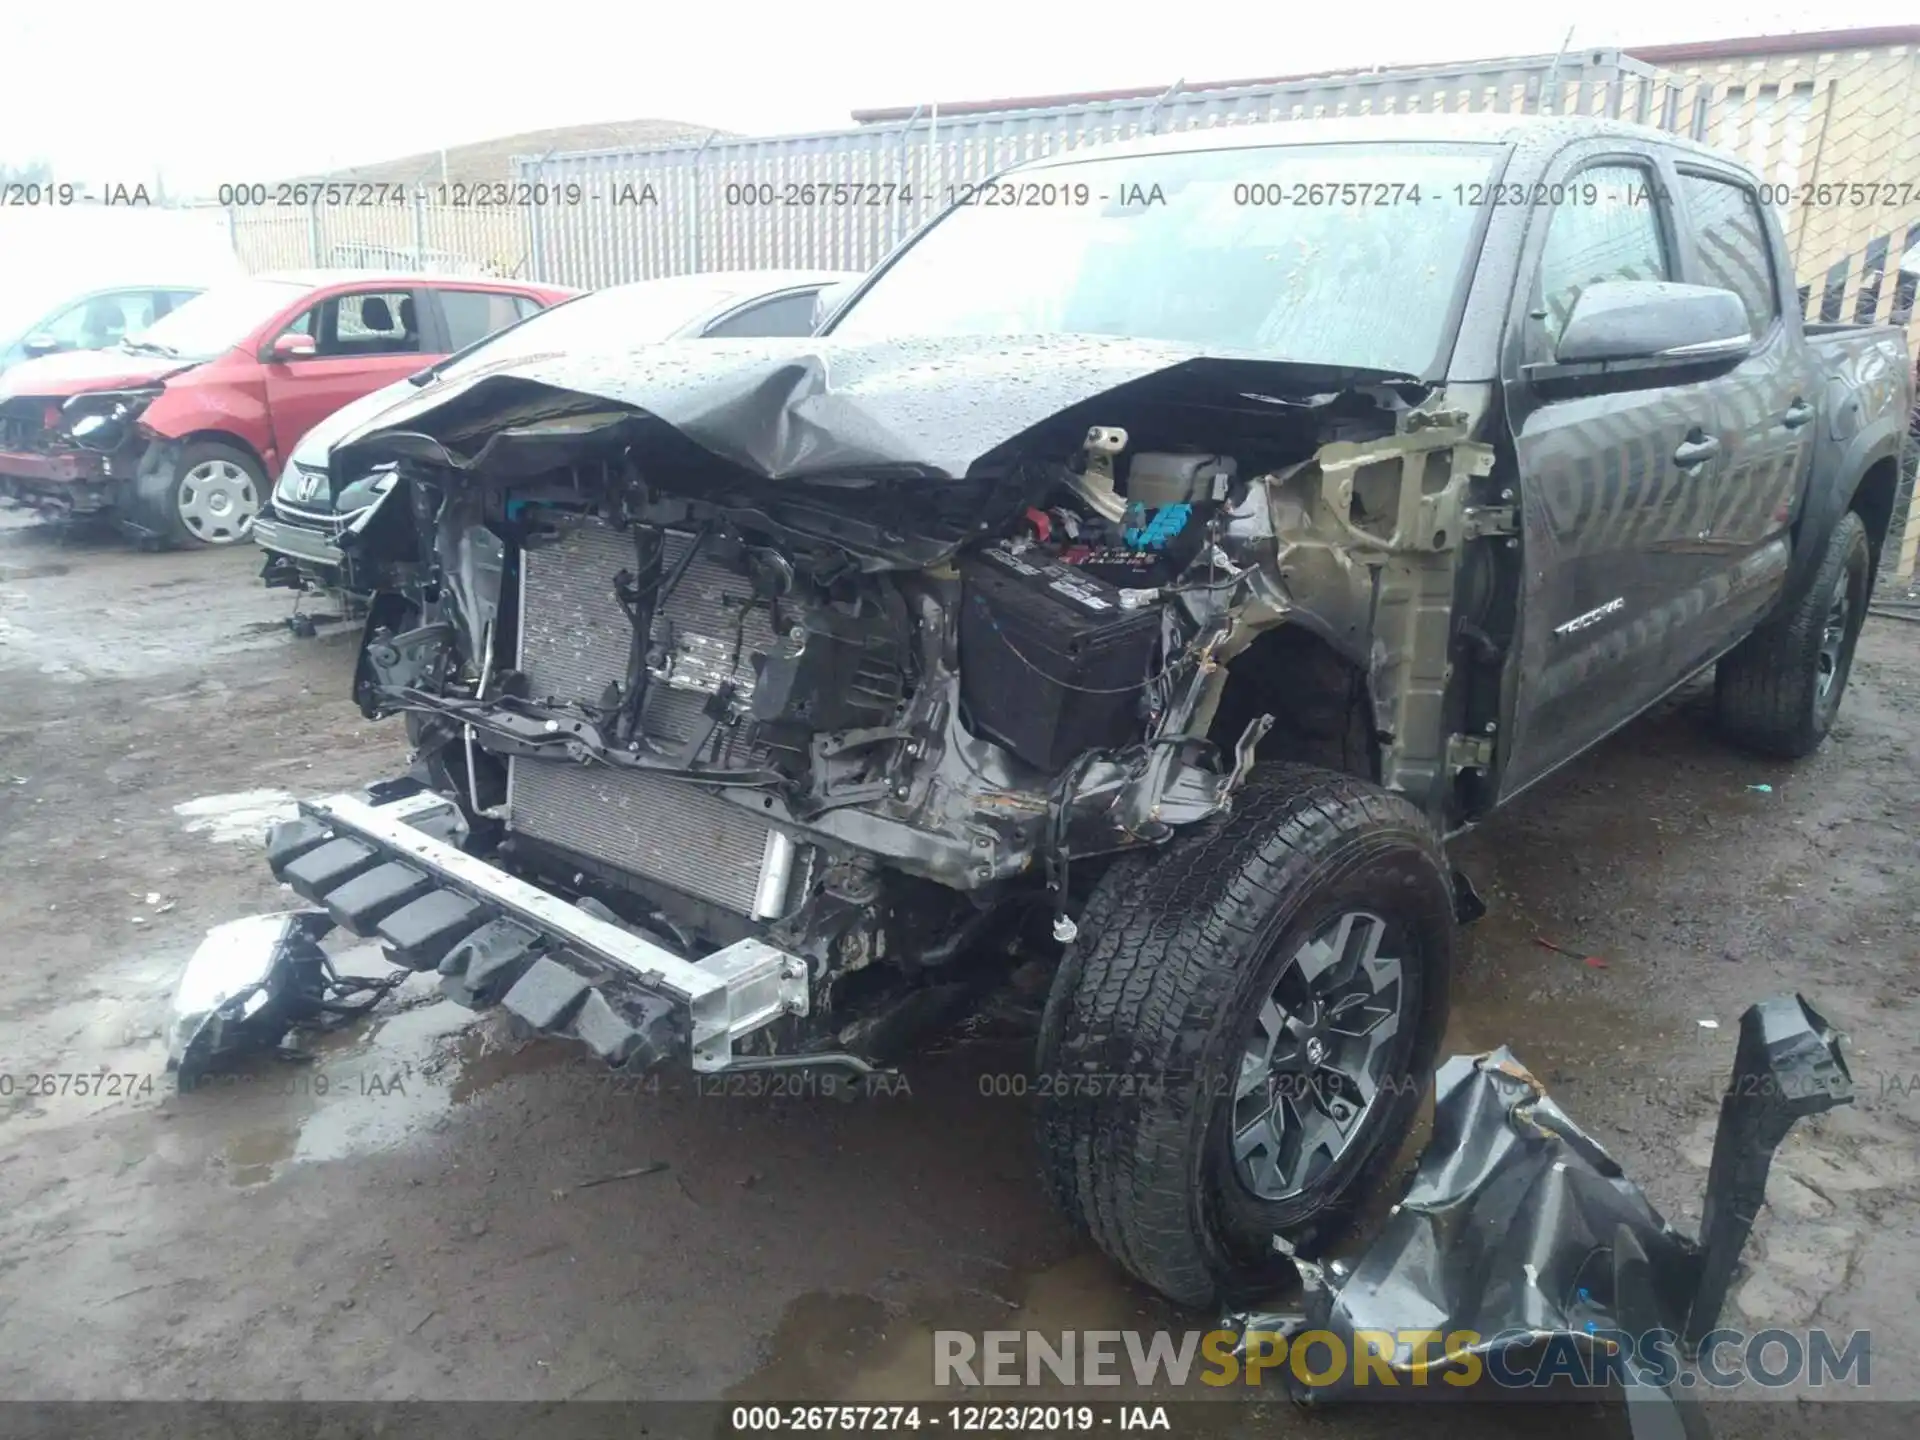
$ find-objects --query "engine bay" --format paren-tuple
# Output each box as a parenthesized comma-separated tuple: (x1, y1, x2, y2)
(338, 341, 1503, 1052)
(359, 423, 1294, 860)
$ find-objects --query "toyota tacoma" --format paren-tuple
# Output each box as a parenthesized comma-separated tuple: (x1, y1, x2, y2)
(257, 114, 1912, 1308)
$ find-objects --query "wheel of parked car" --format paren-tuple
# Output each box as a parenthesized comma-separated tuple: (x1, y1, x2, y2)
(1034, 763, 1454, 1309)
(1713, 510, 1873, 759)
(132, 439, 266, 548)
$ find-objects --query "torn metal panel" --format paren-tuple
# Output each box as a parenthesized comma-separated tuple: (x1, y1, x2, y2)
(1236, 394, 1496, 816)
(1228, 994, 1851, 1432)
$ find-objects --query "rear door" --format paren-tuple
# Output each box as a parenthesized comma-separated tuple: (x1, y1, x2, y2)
(259, 287, 429, 460)
(1667, 162, 1815, 650)
(1497, 144, 1731, 799)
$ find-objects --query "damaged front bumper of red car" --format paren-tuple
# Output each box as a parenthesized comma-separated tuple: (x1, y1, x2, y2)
(0, 389, 162, 518)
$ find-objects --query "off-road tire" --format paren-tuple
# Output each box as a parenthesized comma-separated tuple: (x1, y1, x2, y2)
(1034, 764, 1453, 1309)
(1714, 511, 1872, 759)
(129, 439, 265, 549)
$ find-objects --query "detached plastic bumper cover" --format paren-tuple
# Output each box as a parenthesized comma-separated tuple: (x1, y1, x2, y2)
(265, 788, 809, 1071)
(166, 910, 332, 1085)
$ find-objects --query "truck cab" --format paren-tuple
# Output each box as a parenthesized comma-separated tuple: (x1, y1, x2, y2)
(242, 114, 1910, 1311)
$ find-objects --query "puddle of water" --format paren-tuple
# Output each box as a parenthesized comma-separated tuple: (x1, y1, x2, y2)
(204, 952, 489, 1186)
(173, 788, 299, 845)
(730, 1254, 1193, 1406)
(2, 911, 484, 1182)
(448, 1032, 579, 1105)
(291, 989, 477, 1165)
(226, 1125, 297, 1187)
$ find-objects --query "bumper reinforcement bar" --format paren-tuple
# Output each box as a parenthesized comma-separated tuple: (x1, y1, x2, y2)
(252, 516, 346, 568)
(265, 788, 809, 1071)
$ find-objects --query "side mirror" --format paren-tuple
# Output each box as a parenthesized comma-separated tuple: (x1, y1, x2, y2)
(269, 332, 318, 361)
(1550, 280, 1752, 370)
(21, 332, 59, 358)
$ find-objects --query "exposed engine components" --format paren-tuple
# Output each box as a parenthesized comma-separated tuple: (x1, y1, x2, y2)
(751, 599, 911, 732)
(1068, 425, 1130, 522)
(1123, 451, 1237, 509)
(958, 543, 1161, 770)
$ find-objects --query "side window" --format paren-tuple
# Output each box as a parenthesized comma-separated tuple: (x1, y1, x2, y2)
(512, 294, 543, 321)
(702, 291, 821, 338)
(307, 290, 421, 356)
(440, 289, 527, 350)
(1680, 173, 1778, 337)
(1535, 165, 1670, 344)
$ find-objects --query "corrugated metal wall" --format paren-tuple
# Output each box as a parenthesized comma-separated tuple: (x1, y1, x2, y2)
(512, 50, 1670, 288)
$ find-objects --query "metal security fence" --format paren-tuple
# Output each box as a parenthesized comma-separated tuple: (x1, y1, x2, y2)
(1891, 448, 1918, 595)
(513, 49, 1679, 289)
(206, 195, 534, 277)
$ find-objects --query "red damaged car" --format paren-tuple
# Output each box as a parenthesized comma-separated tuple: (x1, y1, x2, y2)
(0, 270, 575, 546)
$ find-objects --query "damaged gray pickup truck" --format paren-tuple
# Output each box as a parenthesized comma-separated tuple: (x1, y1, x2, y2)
(259, 114, 1912, 1308)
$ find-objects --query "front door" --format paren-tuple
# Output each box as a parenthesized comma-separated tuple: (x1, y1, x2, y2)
(260, 289, 429, 462)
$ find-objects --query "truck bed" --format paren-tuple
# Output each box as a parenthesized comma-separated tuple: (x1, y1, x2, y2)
(1805, 321, 1912, 431)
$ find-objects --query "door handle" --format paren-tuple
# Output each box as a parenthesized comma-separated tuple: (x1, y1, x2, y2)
(1673, 433, 1721, 469)
(1782, 399, 1815, 429)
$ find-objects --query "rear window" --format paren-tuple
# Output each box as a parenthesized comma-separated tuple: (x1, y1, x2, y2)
(702, 290, 820, 338)
(441, 289, 533, 350)
(1681, 173, 1779, 337)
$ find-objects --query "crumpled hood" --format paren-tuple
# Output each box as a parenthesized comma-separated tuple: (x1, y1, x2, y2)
(0, 347, 194, 400)
(333, 332, 1400, 482)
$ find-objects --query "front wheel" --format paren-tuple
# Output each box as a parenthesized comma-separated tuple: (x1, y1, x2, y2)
(1035, 764, 1454, 1309)
(132, 440, 265, 548)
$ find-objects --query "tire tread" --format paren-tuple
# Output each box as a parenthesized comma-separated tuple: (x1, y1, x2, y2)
(1715, 512, 1870, 758)
(1035, 764, 1451, 1308)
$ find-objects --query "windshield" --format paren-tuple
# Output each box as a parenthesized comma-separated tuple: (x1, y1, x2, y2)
(832, 141, 1499, 377)
(128, 278, 310, 359)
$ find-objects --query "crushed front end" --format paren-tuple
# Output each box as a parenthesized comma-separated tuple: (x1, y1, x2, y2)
(269, 337, 1495, 1074)
(0, 390, 159, 517)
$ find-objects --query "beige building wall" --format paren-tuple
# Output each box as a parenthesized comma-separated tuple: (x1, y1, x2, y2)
(1650, 38, 1919, 320)
(1634, 33, 1920, 579)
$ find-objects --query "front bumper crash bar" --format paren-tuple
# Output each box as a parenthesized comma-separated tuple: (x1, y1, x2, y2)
(271, 788, 809, 1071)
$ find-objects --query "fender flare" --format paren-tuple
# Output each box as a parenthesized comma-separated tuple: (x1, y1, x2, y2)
(1777, 412, 1906, 614)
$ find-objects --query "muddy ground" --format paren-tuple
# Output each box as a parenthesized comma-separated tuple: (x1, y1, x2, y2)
(0, 511, 1916, 1434)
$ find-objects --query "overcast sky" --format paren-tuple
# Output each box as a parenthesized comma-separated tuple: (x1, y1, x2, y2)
(5, 0, 1911, 193)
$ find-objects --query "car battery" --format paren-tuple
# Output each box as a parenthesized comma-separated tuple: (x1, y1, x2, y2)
(958, 543, 1161, 771)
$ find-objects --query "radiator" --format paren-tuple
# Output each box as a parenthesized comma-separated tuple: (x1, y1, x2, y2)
(508, 519, 805, 918)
